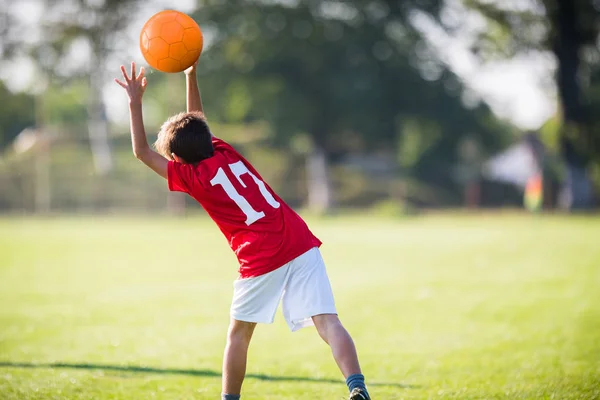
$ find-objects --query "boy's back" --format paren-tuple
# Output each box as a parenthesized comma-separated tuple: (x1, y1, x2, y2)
(168, 136, 321, 278)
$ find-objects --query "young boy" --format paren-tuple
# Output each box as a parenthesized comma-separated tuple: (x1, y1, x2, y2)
(115, 62, 371, 400)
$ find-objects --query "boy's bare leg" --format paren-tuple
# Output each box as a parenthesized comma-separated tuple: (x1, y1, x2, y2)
(312, 313, 361, 377)
(222, 319, 257, 397)
(312, 314, 370, 399)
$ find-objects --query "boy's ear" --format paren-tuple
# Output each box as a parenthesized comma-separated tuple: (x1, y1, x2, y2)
(172, 153, 185, 163)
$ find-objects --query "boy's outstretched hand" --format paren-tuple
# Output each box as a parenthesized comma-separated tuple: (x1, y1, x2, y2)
(184, 60, 198, 76)
(114, 61, 168, 180)
(115, 62, 147, 103)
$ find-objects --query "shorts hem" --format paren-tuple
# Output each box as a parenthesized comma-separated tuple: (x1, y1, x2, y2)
(288, 308, 338, 332)
(230, 313, 275, 324)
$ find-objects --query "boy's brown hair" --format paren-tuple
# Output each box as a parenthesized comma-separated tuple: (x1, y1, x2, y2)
(154, 111, 214, 164)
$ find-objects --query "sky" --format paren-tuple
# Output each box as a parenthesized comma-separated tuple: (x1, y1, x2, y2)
(2, 0, 557, 131)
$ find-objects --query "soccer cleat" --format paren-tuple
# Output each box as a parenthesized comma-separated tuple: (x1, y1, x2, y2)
(349, 388, 371, 400)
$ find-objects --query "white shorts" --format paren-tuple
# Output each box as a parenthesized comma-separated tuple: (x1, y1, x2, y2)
(230, 247, 337, 332)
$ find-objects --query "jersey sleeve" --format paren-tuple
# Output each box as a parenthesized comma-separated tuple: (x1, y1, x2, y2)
(167, 161, 195, 193)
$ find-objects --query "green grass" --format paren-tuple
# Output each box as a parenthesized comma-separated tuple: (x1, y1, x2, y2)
(0, 213, 599, 399)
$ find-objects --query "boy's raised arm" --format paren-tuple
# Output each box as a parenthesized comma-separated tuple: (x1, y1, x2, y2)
(184, 62, 204, 114)
(115, 62, 168, 179)
(185, 62, 215, 137)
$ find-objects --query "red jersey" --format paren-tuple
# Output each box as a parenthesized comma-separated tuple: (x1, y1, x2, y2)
(167, 137, 321, 278)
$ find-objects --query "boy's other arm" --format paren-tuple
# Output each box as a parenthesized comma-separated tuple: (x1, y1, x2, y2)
(115, 62, 168, 179)
(128, 101, 168, 179)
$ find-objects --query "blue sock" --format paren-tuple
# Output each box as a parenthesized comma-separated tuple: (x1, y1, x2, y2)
(346, 373, 368, 393)
(221, 394, 240, 400)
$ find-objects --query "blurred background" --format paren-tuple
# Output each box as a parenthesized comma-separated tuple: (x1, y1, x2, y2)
(1, 0, 599, 216)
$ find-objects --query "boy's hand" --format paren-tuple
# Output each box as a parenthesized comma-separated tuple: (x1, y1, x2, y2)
(115, 62, 147, 103)
(184, 60, 198, 76)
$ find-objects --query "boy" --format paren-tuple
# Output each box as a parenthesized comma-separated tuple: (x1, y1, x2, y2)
(115, 62, 371, 400)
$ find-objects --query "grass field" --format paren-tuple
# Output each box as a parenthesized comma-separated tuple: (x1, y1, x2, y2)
(0, 214, 599, 399)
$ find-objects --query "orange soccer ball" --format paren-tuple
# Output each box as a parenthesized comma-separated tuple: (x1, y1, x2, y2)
(140, 10, 203, 73)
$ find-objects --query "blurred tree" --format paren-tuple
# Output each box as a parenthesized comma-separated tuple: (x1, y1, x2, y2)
(0, 81, 35, 150)
(192, 0, 511, 210)
(42, 82, 89, 130)
(0, 0, 141, 174)
(464, 0, 599, 209)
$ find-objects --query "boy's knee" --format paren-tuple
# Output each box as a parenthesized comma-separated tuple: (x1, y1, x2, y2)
(312, 313, 343, 339)
(227, 320, 256, 344)
(313, 313, 341, 327)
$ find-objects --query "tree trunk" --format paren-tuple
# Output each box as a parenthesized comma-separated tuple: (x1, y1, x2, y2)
(34, 94, 50, 214)
(552, 0, 593, 209)
(34, 132, 51, 214)
(306, 146, 331, 213)
(87, 51, 113, 175)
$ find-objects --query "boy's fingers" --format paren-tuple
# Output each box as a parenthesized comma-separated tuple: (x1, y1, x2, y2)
(131, 62, 136, 81)
(114, 78, 127, 88)
(141, 77, 147, 88)
(120, 65, 130, 81)
(137, 66, 145, 80)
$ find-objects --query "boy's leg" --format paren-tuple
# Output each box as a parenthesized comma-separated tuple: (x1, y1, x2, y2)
(281, 248, 370, 398)
(226, 263, 293, 398)
(222, 318, 257, 398)
(312, 313, 361, 377)
(312, 314, 370, 399)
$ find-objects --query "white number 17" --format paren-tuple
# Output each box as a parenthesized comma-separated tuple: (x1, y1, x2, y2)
(210, 161, 281, 225)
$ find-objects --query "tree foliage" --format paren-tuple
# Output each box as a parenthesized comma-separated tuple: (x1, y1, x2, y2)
(464, 0, 600, 201)
(191, 0, 512, 199)
(0, 0, 518, 206)
(0, 0, 143, 172)
(1, 0, 140, 79)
